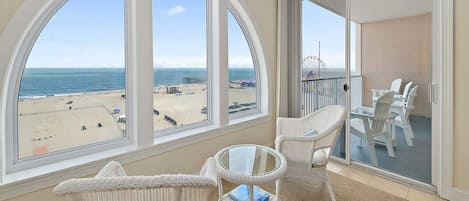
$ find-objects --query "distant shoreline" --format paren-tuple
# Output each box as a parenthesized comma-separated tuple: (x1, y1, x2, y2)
(19, 83, 210, 100)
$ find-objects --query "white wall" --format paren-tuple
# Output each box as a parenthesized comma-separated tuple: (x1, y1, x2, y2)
(0, 1, 22, 35)
(453, 0, 469, 194)
(360, 14, 432, 118)
(0, 0, 279, 200)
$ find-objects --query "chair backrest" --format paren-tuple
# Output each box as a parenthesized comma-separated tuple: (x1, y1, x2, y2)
(390, 79, 403, 93)
(405, 86, 418, 109)
(275, 106, 345, 177)
(54, 160, 217, 201)
(305, 105, 346, 156)
(402, 81, 414, 98)
(371, 92, 394, 134)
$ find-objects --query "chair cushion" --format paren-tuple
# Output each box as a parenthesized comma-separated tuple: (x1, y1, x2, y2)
(312, 148, 330, 167)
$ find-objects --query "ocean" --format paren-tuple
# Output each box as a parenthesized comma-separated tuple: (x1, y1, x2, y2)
(301, 68, 347, 80)
(19, 68, 256, 97)
(19, 67, 347, 97)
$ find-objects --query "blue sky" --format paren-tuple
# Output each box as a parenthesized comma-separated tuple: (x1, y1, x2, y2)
(25, 0, 353, 69)
(26, 0, 126, 68)
(302, 0, 357, 70)
(25, 0, 253, 68)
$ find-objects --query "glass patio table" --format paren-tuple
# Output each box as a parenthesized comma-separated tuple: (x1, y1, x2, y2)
(214, 144, 287, 201)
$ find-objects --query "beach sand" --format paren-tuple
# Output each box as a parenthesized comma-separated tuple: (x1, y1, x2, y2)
(17, 83, 256, 159)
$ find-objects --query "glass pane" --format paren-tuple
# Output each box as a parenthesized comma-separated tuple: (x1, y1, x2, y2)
(218, 145, 280, 176)
(228, 11, 257, 115)
(18, 0, 126, 159)
(301, 0, 347, 159)
(349, 3, 432, 183)
(152, 0, 208, 131)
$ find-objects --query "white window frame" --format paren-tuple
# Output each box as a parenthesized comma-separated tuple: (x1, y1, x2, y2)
(0, 0, 269, 198)
(226, 6, 262, 120)
(1, 0, 155, 173)
(226, 0, 269, 122)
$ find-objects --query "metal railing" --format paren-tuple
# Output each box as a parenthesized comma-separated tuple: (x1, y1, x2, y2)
(302, 76, 347, 116)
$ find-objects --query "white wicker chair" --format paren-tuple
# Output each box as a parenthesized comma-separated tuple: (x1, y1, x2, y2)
(392, 86, 418, 146)
(275, 105, 346, 201)
(54, 158, 217, 201)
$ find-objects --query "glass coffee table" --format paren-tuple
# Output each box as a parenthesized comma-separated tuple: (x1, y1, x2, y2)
(214, 144, 287, 201)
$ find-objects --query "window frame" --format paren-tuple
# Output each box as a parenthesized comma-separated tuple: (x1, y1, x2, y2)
(226, 6, 262, 120)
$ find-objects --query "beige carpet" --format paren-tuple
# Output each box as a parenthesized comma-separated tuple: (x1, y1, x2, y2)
(216, 172, 408, 201)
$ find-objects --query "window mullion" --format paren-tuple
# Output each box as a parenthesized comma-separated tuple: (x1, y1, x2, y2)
(126, 0, 154, 147)
(211, 0, 229, 127)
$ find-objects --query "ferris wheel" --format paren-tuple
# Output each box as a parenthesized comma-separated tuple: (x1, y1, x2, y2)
(302, 55, 326, 69)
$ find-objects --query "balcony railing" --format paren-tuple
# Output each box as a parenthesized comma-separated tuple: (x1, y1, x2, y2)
(302, 76, 362, 117)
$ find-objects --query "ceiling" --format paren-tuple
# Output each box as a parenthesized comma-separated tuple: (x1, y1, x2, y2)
(311, 0, 432, 23)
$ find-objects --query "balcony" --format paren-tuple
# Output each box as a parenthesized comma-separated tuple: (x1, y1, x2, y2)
(301, 75, 431, 184)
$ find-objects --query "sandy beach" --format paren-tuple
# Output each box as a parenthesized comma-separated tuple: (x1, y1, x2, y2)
(17, 83, 256, 159)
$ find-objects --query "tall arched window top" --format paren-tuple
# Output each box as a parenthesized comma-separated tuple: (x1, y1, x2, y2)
(226, 0, 269, 114)
(17, 0, 127, 161)
(228, 9, 259, 116)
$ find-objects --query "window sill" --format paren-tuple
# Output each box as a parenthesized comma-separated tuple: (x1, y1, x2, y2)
(0, 113, 272, 201)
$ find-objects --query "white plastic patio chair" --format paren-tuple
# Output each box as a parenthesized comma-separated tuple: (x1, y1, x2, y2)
(390, 78, 403, 93)
(371, 79, 403, 102)
(373, 81, 413, 105)
(394, 81, 414, 101)
(391, 86, 418, 147)
(54, 158, 217, 201)
(275, 105, 346, 201)
(351, 92, 395, 167)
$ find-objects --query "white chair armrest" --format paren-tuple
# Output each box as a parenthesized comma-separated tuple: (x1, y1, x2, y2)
(371, 89, 391, 93)
(199, 157, 217, 183)
(95, 161, 127, 178)
(371, 89, 395, 97)
(53, 174, 217, 195)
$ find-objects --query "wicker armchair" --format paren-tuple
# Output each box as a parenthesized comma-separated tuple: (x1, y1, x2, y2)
(54, 158, 217, 201)
(275, 105, 346, 201)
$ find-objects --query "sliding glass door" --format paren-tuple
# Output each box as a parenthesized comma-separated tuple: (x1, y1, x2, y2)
(301, 0, 349, 161)
(348, 1, 433, 185)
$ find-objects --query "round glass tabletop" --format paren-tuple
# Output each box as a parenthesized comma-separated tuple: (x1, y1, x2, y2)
(218, 145, 281, 176)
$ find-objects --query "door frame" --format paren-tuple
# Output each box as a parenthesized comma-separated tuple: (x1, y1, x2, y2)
(277, 0, 454, 198)
(432, 0, 453, 199)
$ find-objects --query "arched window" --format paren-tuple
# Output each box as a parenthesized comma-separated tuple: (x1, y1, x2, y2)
(228, 9, 259, 117)
(1, 0, 268, 178)
(17, 0, 127, 160)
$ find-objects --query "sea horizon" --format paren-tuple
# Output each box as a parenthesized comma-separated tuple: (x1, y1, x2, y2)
(19, 67, 347, 98)
(19, 67, 256, 97)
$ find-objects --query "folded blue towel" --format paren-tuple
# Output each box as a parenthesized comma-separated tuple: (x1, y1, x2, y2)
(228, 185, 270, 201)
